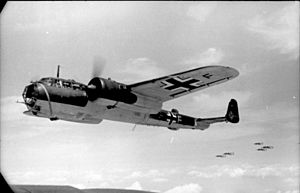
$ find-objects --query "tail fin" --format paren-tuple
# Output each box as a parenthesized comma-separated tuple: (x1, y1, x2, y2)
(225, 99, 239, 123)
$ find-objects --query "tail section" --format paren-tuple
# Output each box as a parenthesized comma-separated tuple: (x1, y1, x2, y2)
(195, 99, 239, 130)
(225, 99, 239, 123)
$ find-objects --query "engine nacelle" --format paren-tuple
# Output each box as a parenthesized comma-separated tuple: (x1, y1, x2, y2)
(87, 77, 137, 104)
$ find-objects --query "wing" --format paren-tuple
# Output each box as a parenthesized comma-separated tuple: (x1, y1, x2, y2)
(129, 65, 239, 102)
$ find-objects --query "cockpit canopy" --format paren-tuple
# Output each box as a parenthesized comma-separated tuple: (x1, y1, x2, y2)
(39, 77, 86, 91)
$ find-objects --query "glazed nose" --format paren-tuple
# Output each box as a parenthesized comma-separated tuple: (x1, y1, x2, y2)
(23, 83, 38, 99)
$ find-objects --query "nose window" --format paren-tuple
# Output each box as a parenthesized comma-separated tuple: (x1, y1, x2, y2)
(23, 84, 34, 98)
(22, 86, 28, 98)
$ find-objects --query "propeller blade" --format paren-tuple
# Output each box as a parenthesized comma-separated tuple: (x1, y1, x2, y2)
(57, 65, 60, 78)
(92, 56, 106, 78)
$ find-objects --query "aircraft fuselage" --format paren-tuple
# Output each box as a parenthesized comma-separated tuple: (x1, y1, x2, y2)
(22, 65, 240, 130)
(22, 78, 207, 130)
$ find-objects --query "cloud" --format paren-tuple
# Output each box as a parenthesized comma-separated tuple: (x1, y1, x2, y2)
(183, 48, 224, 68)
(7, 2, 136, 33)
(188, 164, 299, 179)
(187, 166, 246, 178)
(125, 169, 164, 180)
(192, 90, 253, 114)
(187, 2, 217, 23)
(1, 96, 27, 122)
(4, 170, 70, 185)
(276, 190, 300, 193)
(114, 57, 165, 83)
(165, 183, 203, 193)
(152, 177, 168, 183)
(247, 3, 299, 59)
(4, 170, 116, 189)
(125, 169, 169, 183)
(0, 96, 78, 141)
(126, 181, 143, 191)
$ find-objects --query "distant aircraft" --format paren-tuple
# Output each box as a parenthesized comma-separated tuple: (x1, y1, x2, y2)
(21, 65, 239, 130)
(254, 142, 263, 145)
(223, 152, 234, 156)
(257, 148, 267, 151)
(216, 152, 235, 158)
(262, 145, 274, 149)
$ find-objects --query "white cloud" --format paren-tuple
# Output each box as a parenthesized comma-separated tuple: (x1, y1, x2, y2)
(0, 96, 79, 142)
(1, 96, 27, 122)
(187, 2, 217, 22)
(276, 190, 300, 193)
(125, 169, 164, 180)
(4, 170, 70, 185)
(188, 164, 299, 179)
(126, 181, 143, 191)
(248, 3, 299, 59)
(152, 177, 168, 183)
(192, 90, 253, 113)
(165, 183, 203, 193)
(284, 178, 299, 187)
(187, 165, 246, 178)
(126, 171, 143, 179)
(4, 170, 117, 189)
(184, 48, 224, 68)
(115, 57, 165, 83)
(8, 2, 136, 33)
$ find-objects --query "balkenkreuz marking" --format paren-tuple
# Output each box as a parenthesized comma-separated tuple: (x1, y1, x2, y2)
(203, 73, 213, 79)
(161, 76, 203, 92)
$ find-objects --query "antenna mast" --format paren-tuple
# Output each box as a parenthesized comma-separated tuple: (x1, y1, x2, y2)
(57, 65, 60, 78)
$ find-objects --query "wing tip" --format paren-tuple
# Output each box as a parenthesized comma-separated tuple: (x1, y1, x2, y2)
(224, 66, 239, 79)
(203, 65, 239, 78)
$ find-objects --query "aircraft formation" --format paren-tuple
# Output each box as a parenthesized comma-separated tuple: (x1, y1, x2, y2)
(216, 152, 235, 158)
(254, 142, 274, 151)
(215, 142, 275, 158)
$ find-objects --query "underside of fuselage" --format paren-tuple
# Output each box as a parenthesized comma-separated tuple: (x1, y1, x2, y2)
(22, 97, 206, 130)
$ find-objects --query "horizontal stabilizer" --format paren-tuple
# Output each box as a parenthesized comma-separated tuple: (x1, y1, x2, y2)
(195, 99, 239, 130)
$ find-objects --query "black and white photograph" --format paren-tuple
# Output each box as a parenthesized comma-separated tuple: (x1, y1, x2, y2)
(1, 2, 299, 193)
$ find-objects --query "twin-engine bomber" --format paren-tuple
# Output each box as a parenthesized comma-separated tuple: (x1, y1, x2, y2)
(22, 65, 239, 130)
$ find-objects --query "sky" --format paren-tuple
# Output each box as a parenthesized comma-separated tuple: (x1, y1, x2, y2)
(1, 2, 299, 193)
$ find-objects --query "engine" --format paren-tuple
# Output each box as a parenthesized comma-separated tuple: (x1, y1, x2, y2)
(87, 77, 137, 104)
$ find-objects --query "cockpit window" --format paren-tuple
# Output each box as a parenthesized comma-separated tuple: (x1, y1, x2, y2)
(63, 81, 71, 88)
(53, 79, 64, 88)
(40, 78, 54, 86)
(40, 77, 86, 90)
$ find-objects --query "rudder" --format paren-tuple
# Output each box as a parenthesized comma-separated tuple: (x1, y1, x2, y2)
(225, 99, 239, 123)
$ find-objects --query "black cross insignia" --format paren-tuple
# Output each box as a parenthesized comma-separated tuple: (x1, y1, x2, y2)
(161, 76, 203, 91)
(203, 73, 213, 79)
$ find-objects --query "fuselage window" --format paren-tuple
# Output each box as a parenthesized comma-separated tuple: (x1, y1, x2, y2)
(72, 83, 79, 90)
(55, 79, 63, 88)
(63, 81, 71, 88)
(41, 78, 53, 86)
(41, 78, 85, 90)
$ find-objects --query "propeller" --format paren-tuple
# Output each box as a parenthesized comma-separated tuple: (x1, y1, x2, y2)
(87, 56, 106, 100)
(91, 56, 106, 78)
